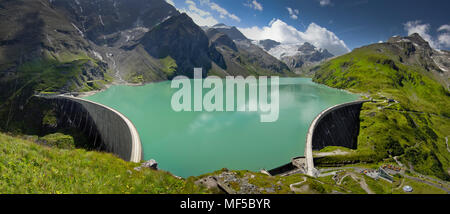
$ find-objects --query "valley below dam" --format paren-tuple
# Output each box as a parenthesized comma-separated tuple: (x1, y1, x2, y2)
(85, 78, 359, 178)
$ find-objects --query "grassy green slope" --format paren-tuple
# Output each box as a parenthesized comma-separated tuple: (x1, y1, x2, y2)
(313, 43, 450, 180)
(1, 132, 446, 194)
(314, 44, 449, 115)
(0, 133, 207, 194)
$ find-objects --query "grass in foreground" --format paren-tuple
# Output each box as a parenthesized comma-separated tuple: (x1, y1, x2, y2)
(0, 133, 208, 194)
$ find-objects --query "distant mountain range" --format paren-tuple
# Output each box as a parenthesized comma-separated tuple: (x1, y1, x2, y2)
(203, 24, 291, 77)
(205, 23, 336, 76)
(255, 40, 334, 75)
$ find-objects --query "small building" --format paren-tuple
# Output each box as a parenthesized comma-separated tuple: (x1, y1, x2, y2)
(381, 164, 402, 175)
(362, 169, 379, 180)
(377, 168, 394, 183)
(403, 185, 413, 192)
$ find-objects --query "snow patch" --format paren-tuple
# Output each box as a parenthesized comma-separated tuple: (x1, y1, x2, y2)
(46, 34, 53, 46)
(432, 56, 449, 72)
(99, 15, 105, 26)
(213, 25, 233, 29)
(162, 16, 172, 22)
(397, 39, 411, 43)
(71, 23, 84, 37)
(91, 51, 103, 61)
(268, 44, 302, 59)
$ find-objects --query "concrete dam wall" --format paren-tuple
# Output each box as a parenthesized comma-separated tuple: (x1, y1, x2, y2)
(304, 100, 368, 176)
(309, 100, 367, 150)
(42, 95, 142, 163)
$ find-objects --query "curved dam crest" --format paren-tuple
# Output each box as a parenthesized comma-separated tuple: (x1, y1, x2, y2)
(304, 100, 369, 176)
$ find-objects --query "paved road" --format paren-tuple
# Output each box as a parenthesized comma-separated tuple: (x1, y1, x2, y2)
(318, 166, 450, 194)
(289, 177, 307, 192)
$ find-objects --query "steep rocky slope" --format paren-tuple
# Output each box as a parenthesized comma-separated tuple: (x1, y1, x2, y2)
(0, 0, 112, 133)
(209, 23, 249, 41)
(204, 25, 291, 77)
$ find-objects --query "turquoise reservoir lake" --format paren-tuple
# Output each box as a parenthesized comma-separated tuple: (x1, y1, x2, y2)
(85, 78, 359, 177)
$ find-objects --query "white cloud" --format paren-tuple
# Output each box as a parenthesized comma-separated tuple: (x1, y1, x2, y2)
(286, 7, 299, 20)
(239, 19, 350, 55)
(438, 34, 450, 47)
(180, 0, 219, 26)
(403, 21, 450, 49)
(165, 0, 175, 6)
(244, 0, 263, 11)
(198, 0, 241, 22)
(209, 2, 240, 22)
(437, 24, 450, 48)
(179, 0, 240, 25)
(319, 0, 332, 7)
(438, 24, 450, 32)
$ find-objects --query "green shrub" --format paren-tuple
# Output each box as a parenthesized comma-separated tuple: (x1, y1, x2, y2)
(38, 133, 75, 150)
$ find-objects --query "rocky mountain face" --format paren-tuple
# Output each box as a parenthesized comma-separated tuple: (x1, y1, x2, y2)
(204, 24, 291, 77)
(140, 13, 225, 78)
(0, 0, 109, 103)
(209, 23, 249, 41)
(52, 0, 179, 45)
(255, 40, 334, 76)
(386, 33, 450, 89)
(257, 39, 281, 51)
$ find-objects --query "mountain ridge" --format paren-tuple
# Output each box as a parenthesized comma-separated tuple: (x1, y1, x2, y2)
(255, 40, 334, 76)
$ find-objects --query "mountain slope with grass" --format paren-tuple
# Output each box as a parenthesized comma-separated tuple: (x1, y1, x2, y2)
(3, 132, 446, 194)
(0, 132, 207, 194)
(313, 33, 450, 180)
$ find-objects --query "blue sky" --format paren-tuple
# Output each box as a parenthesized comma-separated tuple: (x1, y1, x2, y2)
(166, 0, 450, 55)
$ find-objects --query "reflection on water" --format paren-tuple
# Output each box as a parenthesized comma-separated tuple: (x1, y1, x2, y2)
(85, 78, 359, 177)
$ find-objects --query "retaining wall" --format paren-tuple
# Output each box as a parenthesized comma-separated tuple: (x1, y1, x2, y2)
(42, 95, 142, 162)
